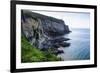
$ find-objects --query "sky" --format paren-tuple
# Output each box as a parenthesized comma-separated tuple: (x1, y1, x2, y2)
(31, 10, 90, 29)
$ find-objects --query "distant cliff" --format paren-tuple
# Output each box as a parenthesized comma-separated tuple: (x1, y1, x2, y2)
(21, 10, 70, 50)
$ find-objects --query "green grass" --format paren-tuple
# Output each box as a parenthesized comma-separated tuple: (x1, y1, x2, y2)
(21, 35, 62, 63)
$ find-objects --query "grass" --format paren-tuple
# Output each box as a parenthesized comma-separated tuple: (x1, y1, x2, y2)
(21, 35, 62, 63)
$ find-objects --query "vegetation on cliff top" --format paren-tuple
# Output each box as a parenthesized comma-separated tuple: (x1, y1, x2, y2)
(21, 35, 62, 63)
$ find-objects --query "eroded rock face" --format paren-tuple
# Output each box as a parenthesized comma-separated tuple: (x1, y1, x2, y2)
(21, 10, 70, 50)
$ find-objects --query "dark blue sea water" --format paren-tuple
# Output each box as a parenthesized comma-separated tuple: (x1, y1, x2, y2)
(58, 28, 90, 60)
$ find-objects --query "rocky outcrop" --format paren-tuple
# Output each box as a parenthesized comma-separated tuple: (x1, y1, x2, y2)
(21, 10, 70, 51)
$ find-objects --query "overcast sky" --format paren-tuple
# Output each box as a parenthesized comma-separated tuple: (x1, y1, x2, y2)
(32, 10, 90, 29)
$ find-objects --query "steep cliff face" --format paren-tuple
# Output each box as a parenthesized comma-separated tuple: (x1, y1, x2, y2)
(21, 10, 70, 50)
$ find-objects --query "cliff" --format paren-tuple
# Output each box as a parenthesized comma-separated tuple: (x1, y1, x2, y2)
(21, 10, 70, 50)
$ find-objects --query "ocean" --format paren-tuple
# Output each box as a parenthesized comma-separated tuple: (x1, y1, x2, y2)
(58, 28, 90, 60)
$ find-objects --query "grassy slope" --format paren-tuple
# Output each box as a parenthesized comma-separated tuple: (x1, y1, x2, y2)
(21, 36, 61, 63)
